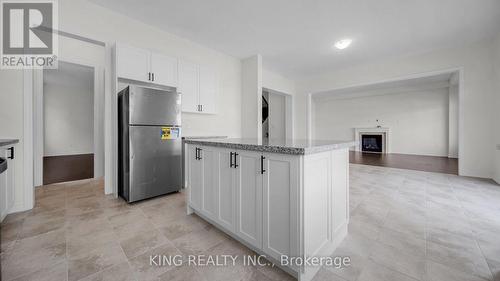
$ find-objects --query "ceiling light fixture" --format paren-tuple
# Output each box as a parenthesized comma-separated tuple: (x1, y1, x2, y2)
(334, 39, 352, 50)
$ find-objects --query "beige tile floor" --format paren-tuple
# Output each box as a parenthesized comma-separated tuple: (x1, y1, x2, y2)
(1, 164, 500, 281)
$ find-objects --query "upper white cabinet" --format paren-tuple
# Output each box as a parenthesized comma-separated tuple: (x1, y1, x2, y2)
(178, 60, 217, 114)
(115, 44, 178, 87)
(178, 60, 200, 113)
(198, 66, 217, 114)
(151, 53, 178, 87)
(116, 44, 150, 82)
(115, 43, 218, 114)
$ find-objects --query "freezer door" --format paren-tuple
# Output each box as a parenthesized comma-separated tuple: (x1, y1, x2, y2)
(129, 126, 182, 202)
(129, 86, 181, 126)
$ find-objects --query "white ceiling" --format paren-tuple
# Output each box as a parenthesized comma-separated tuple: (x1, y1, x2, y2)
(88, 0, 500, 78)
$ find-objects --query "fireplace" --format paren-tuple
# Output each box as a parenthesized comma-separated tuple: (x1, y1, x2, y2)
(361, 134, 383, 153)
(354, 127, 390, 153)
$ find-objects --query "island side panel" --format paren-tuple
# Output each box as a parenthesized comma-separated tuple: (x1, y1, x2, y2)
(331, 148, 349, 235)
(301, 148, 349, 281)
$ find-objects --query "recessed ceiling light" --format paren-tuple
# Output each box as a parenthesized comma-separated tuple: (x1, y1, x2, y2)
(334, 39, 352, 50)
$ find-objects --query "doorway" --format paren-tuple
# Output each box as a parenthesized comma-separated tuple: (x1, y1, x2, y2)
(262, 88, 293, 142)
(309, 69, 462, 175)
(41, 62, 97, 184)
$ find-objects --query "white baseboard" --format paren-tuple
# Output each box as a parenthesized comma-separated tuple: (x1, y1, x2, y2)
(9, 202, 30, 214)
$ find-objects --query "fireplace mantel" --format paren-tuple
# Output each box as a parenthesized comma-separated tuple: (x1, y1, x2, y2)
(354, 127, 391, 153)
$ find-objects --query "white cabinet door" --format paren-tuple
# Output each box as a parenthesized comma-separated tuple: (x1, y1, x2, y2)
(178, 60, 199, 113)
(262, 153, 300, 261)
(151, 53, 178, 87)
(200, 146, 218, 220)
(116, 44, 150, 82)
(188, 145, 203, 210)
(199, 66, 217, 114)
(216, 148, 236, 232)
(234, 150, 263, 249)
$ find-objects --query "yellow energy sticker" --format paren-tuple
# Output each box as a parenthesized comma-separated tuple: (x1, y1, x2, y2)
(161, 127, 180, 140)
(161, 127, 171, 140)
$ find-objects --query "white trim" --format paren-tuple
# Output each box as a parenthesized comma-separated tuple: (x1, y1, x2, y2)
(22, 70, 34, 211)
(457, 68, 465, 176)
(33, 70, 44, 187)
(108, 43, 117, 196)
(309, 67, 465, 175)
(311, 68, 463, 97)
(306, 93, 312, 141)
(94, 66, 105, 178)
(33, 59, 105, 185)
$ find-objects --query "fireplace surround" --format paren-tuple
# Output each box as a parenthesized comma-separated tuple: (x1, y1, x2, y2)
(354, 127, 390, 154)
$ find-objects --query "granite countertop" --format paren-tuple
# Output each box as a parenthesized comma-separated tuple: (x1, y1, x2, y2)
(182, 136, 228, 140)
(183, 138, 357, 155)
(0, 139, 19, 147)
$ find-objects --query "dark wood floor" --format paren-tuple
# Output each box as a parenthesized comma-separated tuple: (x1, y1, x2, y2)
(43, 154, 94, 185)
(349, 151, 458, 175)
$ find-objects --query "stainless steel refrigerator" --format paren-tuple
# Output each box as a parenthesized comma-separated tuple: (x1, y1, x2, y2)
(118, 85, 182, 202)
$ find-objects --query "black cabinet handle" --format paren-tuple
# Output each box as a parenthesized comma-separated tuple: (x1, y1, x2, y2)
(8, 147, 14, 160)
(148, 72, 151, 81)
(230, 152, 234, 168)
(198, 148, 202, 160)
(234, 153, 238, 168)
(152, 73, 155, 81)
(195, 148, 199, 160)
(261, 155, 265, 174)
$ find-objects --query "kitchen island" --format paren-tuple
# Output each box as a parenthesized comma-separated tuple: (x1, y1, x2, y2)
(184, 138, 356, 281)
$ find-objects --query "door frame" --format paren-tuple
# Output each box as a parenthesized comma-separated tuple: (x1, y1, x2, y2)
(306, 67, 464, 175)
(262, 87, 293, 140)
(33, 59, 105, 186)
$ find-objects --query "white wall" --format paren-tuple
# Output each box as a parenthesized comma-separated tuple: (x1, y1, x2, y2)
(448, 84, 459, 158)
(297, 40, 496, 178)
(43, 63, 94, 156)
(241, 55, 262, 139)
(314, 88, 451, 156)
(494, 34, 500, 184)
(263, 68, 296, 96)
